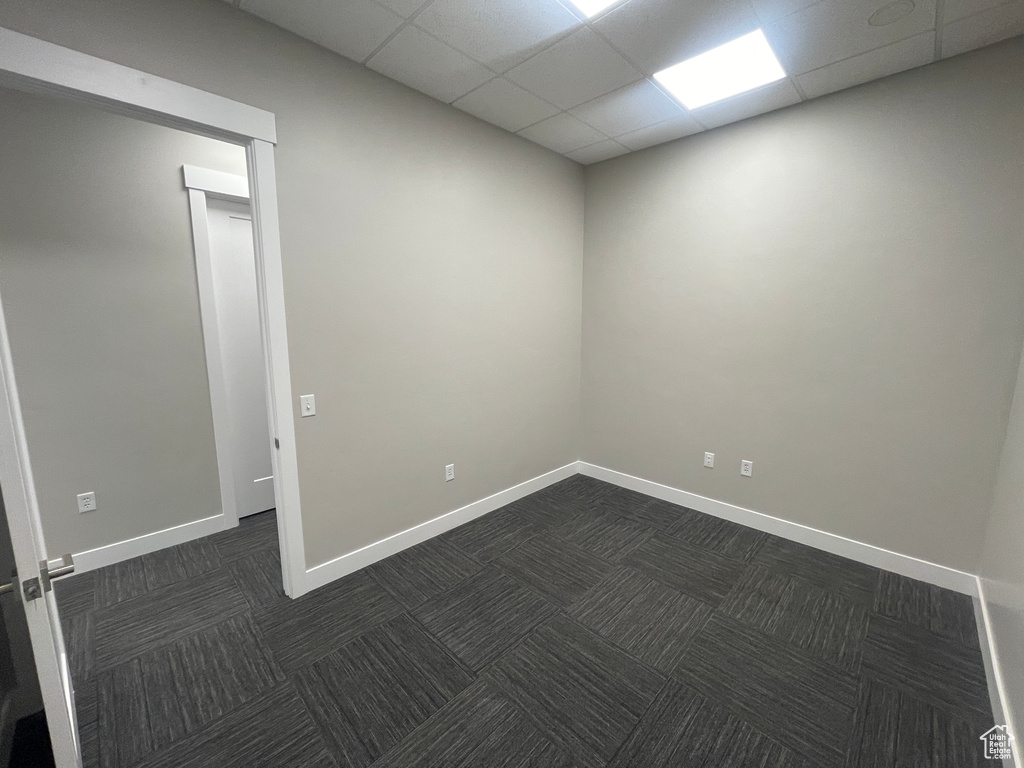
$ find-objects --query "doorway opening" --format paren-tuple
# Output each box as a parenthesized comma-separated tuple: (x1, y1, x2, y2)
(0, 25, 305, 766)
(185, 167, 277, 525)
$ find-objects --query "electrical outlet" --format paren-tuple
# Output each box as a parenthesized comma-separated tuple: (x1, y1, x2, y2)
(740, 460, 753, 477)
(704, 452, 715, 468)
(445, 463, 455, 482)
(77, 492, 96, 513)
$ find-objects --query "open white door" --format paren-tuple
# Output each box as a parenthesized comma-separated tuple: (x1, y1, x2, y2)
(0, 289, 80, 766)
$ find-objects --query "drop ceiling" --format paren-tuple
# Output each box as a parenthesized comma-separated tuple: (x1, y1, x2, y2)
(224, 0, 1024, 163)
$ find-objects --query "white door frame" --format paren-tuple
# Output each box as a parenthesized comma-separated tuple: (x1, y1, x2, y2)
(183, 165, 259, 530)
(0, 29, 309, 597)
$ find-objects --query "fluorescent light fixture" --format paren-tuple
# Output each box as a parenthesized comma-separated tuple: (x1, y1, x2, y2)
(654, 30, 786, 110)
(565, 0, 624, 18)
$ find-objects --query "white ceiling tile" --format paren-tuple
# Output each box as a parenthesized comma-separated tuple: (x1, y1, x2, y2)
(367, 26, 494, 103)
(517, 112, 608, 153)
(690, 78, 801, 128)
(241, 0, 404, 62)
(593, 0, 762, 74)
(941, 0, 1024, 57)
(750, 0, 827, 25)
(566, 140, 631, 164)
(453, 78, 560, 131)
(615, 113, 704, 150)
(413, 0, 580, 73)
(944, 0, 1014, 25)
(763, 0, 937, 75)
(569, 79, 685, 136)
(376, 0, 431, 18)
(796, 31, 934, 98)
(505, 27, 643, 109)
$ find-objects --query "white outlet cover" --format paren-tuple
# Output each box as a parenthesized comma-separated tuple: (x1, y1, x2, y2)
(741, 460, 753, 477)
(77, 492, 96, 513)
(445, 463, 455, 481)
(704, 452, 715, 468)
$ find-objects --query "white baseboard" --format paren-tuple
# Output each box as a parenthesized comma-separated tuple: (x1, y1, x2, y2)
(578, 461, 978, 595)
(52, 514, 230, 574)
(304, 462, 579, 592)
(976, 578, 1020, 766)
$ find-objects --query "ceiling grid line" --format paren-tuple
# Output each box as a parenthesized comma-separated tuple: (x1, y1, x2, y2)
(361, 0, 445, 67)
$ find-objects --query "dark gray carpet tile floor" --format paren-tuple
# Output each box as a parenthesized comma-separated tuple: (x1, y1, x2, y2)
(93, 567, 250, 673)
(752, 536, 881, 606)
(665, 510, 768, 562)
(620, 531, 747, 606)
(861, 613, 992, 719)
(96, 613, 283, 766)
(846, 678, 991, 768)
(439, 503, 544, 562)
(412, 566, 559, 671)
(228, 545, 288, 614)
(719, 564, 870, 672)
(508, 491, 589, 532)
(875, 571, 980, 647)
(80, 716, 99, 768)
(533, 474, 620, 512)
(608, 679, 812, 768)
(54, 570, 96, 617)
(605, 492, 689, 531)
(371, 678, 575, 768)
(366, 536, 484, 610)
(141, 537, 222, 592)
(207, 510, 280, 561)
(255, 569, 405, 674)
(133, 682, 338, 768)
(492, 534, 617, 608)
(674, 614, 860, 767)
(76, 678, 99, 768)
(294, 614, 473, 768)
(484, 616, 665, 767)
(94, 557, 150, 609)
(569, 566, 713, 673)
(63, 611, 95, 683)
(59, 476, 995, 768)
(550, 510, 653, 561)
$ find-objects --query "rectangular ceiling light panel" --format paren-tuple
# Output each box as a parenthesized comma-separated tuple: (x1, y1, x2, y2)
(654, 30, 786, 110)
(565, 0, 624, 18)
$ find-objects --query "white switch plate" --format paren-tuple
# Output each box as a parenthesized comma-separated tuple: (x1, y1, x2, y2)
(704, 452, 715, 468)
(77, 492, 96, 513)
(445, 463, 455, 482)
(741, 460, 753, 477)
(299, 394, 316, 417)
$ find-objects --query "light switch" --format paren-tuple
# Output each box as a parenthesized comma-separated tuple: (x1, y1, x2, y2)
(299, 394, 316, 417)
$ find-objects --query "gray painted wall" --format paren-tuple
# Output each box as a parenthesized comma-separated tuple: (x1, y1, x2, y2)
(0, 88, 247, 557)
(581, 38, 1024, 573)
(980, 335, 1024, 747)
(0, 0, 583, 569)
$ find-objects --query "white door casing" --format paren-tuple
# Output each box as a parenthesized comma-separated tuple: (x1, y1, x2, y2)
(0, 25, 308, 766)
